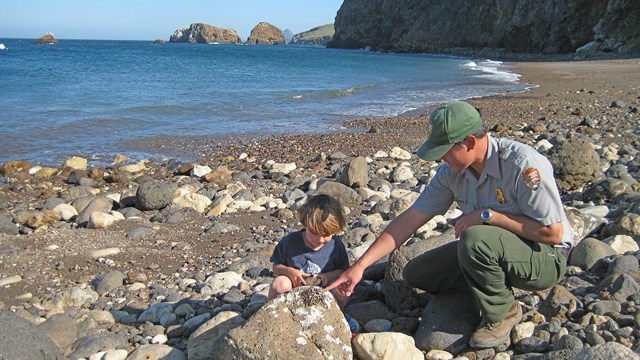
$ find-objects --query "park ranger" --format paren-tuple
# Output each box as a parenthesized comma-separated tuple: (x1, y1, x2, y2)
(326, 100, 573, 349)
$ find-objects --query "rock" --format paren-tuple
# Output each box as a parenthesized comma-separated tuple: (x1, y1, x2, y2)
(0, 213, 18, 235)
(338, 156, 369, 188)
(126, 344, 186, 360)
(200, 271, 244, 296)
(92, 270, 126, 294)
(353, 332, 424, 360)
(89, 247, 121, 258)
(136, 181, 178, 210)
(187, 311, 245, 360)
(170, 23, 242, 44)
(213, 286, 352, 360)
(87, 211, 116, 229)
(0, 275, 22, 287)
(64, 156, 88, 170)
(601, 235, 639, 254)
(69, 334, 128, 359)
(38, 313, 78, 350)
(53, 203, 78, 221)
(0, 310, 65, 359)
(602, 213, 640, 238)
(583, 178, 631, 204)
(33, 31, 60, 44)
(390, 165, 414, 183)
(171, 193, 212, 213)
(191, 165, 212, 177)
(315, 180, 360, 206)
(383, 230, 455, 311)
(548, 137, 602, 192)
(119, 160, 147, 173)
(245, 22, 285, 45)
(76, 197, 114, 224)
(569, 237, 617, 270)
(574, 341, 640, 359)
(414, 290, 481, 355)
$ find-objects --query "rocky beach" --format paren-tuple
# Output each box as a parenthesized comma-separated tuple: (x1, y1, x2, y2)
(1, 57, 640, 359)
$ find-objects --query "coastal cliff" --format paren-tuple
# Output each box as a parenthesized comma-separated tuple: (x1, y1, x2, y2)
(290, 24, 335, 46)
(245, 22, 285, 45)
(170, 23, 242, 44)
(329, 0, 640, 54)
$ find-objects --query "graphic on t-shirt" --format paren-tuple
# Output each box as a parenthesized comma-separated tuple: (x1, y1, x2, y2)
(301, 260, 322, 275)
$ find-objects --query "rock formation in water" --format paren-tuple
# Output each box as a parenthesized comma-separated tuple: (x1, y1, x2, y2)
(328, 0, 640, 54)
(245, 22, 285, 45)
(290, 24, 335, 46)
(170, 23, 242, 44)
(33, 32, 60, 45)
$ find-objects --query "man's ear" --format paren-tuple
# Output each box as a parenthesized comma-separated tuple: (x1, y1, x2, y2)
(464, 135, 476, 150)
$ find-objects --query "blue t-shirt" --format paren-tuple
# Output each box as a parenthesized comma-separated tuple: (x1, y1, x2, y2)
(270, 230, 349, 274)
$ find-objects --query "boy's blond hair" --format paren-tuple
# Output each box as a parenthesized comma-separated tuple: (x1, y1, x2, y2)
(297, 194, 346, 236)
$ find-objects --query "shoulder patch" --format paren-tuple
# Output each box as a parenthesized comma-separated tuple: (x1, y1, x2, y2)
(521, 168, 541, 191)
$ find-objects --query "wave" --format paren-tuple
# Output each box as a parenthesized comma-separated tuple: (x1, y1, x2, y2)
(463, 60, 521, 82)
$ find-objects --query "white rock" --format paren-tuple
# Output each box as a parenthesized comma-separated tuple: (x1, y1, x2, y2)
(426, 349, 454, 360)
(390, 166, 414, 182)
(225, 182, 246, 196)
(534, 139, 554, 153)
(119, 160, 147, 173)
(126, 344, 186, 360)
(151, 334, 168, 344)
(89, 351, 107, 360)
(229, 200, 253, 210)
(103, 349, 128, 360)
(105, 193, 121, 204)
(53, 203, 78, 221)
(90, 247, 121, 258)
(171, 193, 212, 213)
(602, 235, 639, 254)
(127, 282, 147, 292)
(269, 162, 296, 174)
(0, 275, 22, 287)
(353, 332, 424, 360)
(578, 205, 610, 218)
(191, 165, 212, 177)
(373, 150, 389, 158)
(512, 321, 535, 343)
(201, 271, 244, 296)
(46, 244, 60, 251)
(87, 212, 115, 229)
(109, 210, 125, 221)
(64, 156, 88, 170)
(389, 146, 412, 160)
(248, 205, 266, 212)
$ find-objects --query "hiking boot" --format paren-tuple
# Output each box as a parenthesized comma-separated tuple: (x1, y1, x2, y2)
(469, 301, 522, 349)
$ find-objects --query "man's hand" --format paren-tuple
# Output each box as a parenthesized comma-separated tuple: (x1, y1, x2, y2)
(454, 209, 483, 238)
(324, 265, 363, 297)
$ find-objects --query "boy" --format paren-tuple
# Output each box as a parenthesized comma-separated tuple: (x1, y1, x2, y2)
(268, 194, 350, 307)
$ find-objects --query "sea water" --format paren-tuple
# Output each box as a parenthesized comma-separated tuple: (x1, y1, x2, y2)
(0, 39, 530, 166)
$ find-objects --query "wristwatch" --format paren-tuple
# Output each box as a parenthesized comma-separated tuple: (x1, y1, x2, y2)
(480, 208, 493, 224)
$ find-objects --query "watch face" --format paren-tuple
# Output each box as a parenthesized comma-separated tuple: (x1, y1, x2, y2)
(481, 210, 491, 222)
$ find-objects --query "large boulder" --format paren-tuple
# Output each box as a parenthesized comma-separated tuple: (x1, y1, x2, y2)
(170, 23, 242, 44)
(245, 22, 286, 45)
(338, 156, 369, 188)
(136, 181, 178, 211)
(548, 137, 602, 192)
(212, 286, 353, 359)
(0, 310, 66, 359)
(383, 229, 456, 311)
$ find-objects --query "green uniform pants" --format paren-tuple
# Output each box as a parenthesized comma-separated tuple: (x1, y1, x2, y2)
(403, 225, 567, 323)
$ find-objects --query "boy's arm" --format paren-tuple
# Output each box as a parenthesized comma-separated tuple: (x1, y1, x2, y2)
(273, 263, 310, 287)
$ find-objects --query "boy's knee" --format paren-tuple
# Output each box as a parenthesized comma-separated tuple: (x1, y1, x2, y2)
(271, 275, 293, 293)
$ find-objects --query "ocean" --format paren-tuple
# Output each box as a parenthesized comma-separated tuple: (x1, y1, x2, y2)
(0, 39, 530, 167)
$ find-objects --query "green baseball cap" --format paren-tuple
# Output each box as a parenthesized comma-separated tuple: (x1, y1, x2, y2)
(416, 101, 482, 161)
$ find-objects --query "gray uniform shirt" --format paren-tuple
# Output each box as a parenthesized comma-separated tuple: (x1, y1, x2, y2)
(412, 136, 573, 247)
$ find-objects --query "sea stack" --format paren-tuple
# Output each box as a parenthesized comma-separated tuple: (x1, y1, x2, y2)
(33, 32, 60, 45)
(245, 22, 285, 45)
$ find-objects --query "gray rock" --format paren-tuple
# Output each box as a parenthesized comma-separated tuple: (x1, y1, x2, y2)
(552, 334, 584, 352)
(414, 290, 480, 355)
(538, 285, 578, 319)
(338, 156, 369, 188)
(68, 334, 128, 360)
(574, 341, 640, 359)
(383, 230, 456, 311)
(38, 313, 79, 351)
(315, 180, 360, 206)
(344, 300, 396, 327)
(342, 227, 375, 248)
(597, 272, 640, 302)
(607, 255, 639, 275)
(0, 213, 18, 235)
(127, 344, 186, 360)
(0, 310, 66, 360)
(588, 300, 622, 315)
(582, 178, 631, 204)
(515, 336, 549, 353)
(602, 213, 640, 238)
(119, 206, 142, 218)
(187, 311, 245, 360)
(222, 252, 272, 276)
(91, 270, 126, 294)
(569, 237, 617, 271)
(43, 197, 66, 210)
(213, 286, 352, 360)
(76, 197, 114, 225)
(59, 185, 95, 202)
(136, 181, 178, 210)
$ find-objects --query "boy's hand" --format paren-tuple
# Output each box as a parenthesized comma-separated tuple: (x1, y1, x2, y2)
(287, 268, 310, 287)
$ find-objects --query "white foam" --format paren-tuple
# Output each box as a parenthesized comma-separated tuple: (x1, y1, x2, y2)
(463, 60, 521, 82)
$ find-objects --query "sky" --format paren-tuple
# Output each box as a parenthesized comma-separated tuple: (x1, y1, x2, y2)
(0, 0, 344, 41)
